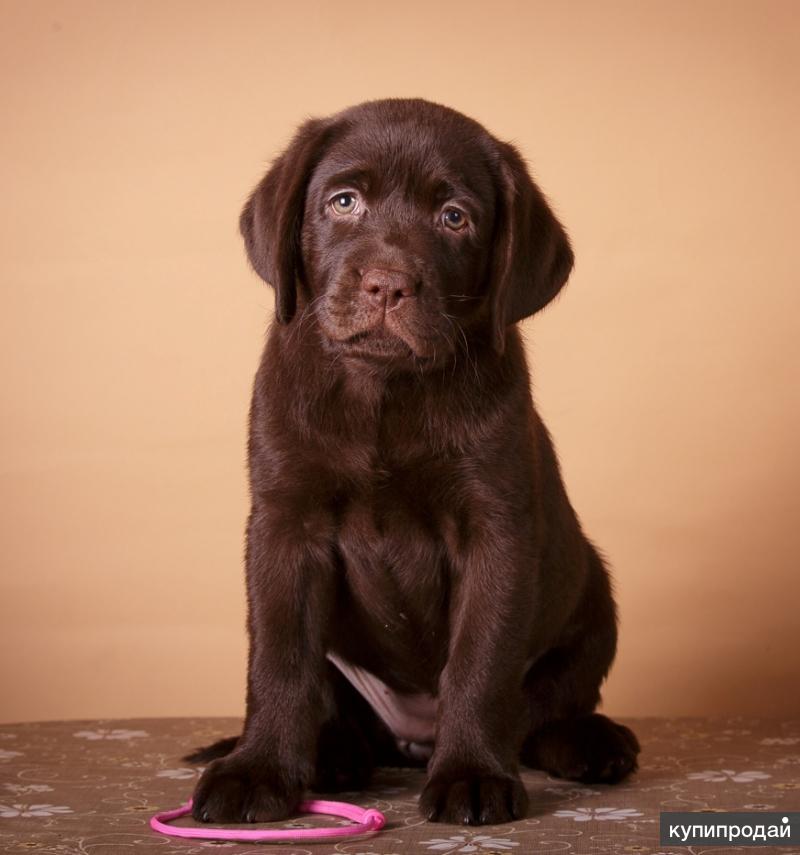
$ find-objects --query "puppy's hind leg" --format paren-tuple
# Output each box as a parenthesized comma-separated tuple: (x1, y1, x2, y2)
(520, 547, 640, 784)
(311, 661, 377, 792)
(312, 660, 424, 793)
(522, 712, 639, 784)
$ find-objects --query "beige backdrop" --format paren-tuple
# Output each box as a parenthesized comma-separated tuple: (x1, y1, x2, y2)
(1, 0, 798, 724)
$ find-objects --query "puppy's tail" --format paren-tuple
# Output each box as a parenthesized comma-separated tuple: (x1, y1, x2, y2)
(182, 735, 239, 764)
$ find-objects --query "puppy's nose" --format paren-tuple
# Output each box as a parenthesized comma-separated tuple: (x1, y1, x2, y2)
(360, 268, 417, 309)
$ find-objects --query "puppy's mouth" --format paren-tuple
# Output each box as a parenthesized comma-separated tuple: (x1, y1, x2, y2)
(341, 327, 416, 360)
(317, 292, 440, 362)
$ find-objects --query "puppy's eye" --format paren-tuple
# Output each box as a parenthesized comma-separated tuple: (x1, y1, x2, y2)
(330, 192, 359, 215)
(442, 208, 467, 231)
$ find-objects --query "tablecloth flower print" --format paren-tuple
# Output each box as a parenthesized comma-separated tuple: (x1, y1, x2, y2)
(0, 717, 798, 853)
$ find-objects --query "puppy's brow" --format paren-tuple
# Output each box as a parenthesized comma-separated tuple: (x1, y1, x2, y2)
(432, 179, 459, 200)
(430, 177, 481, 209)
(324, 168, 373, 192)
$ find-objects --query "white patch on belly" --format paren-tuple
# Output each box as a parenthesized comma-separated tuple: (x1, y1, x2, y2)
(327, 652, 437, 758)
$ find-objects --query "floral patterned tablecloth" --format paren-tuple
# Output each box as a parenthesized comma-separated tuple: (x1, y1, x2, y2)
(1, 717, 799, 854)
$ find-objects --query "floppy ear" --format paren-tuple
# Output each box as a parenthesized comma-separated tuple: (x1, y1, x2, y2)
(239, 117, 335, 324)
(489, 140, 574, 352)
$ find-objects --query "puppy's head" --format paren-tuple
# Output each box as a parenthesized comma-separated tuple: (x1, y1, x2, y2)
(240, 98, 573, 365)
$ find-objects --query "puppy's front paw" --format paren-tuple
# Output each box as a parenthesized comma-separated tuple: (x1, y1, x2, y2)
(420, 769, 528, 825)
(191, 752, 302, 823)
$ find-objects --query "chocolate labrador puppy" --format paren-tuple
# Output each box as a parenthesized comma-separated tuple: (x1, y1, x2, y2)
(187, 98, 639, 826)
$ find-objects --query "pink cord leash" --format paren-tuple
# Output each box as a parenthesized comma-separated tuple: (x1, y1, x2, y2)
(150, 797, 386, 842)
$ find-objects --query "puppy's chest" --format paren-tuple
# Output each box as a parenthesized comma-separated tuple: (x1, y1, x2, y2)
(336, 468, 447, 603)
(332, 465, 451, 683)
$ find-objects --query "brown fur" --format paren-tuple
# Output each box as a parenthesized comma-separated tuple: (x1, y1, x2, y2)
(187, 98, 639, 826)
